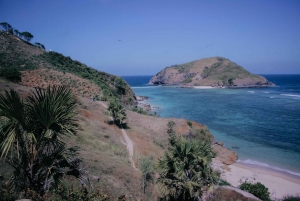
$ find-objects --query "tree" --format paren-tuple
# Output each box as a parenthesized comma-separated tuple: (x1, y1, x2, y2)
(35, 42, 46, 49)
(0, 86, 85, 196)
(0, 22, 12, 32)
(107, 98, 127, 126)
(13, 29, 20, 36)
(115, 76, 126, 95)
(21, 31, 34, 42)
(156, 135, 219, 201)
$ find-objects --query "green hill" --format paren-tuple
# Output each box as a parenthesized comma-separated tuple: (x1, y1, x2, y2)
(0, 30, 135, 105)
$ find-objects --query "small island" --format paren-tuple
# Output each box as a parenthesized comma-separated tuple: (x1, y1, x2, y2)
(149, 57, 274, 88)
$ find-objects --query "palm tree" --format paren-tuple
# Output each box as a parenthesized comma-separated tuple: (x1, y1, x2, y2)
(156, 136, 219, 201)
(107, 98, 127, 126)
(0, 86, 85, 196)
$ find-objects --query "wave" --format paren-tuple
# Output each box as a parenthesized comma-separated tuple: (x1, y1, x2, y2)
(280, 94, 300, 97)
(247, 91, 255, 93)
(238, 159, 300, 177)
(263, 92, 270, 94)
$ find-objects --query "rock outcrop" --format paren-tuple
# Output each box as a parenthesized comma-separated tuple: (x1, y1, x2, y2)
(149, 57, 274, 87)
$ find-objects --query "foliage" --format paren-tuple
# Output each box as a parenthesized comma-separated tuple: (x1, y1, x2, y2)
(283, 195, 300, 201)
(239, 181, 271, 201)
(36, 51, 134, 105)
(21, 31, 34, 42)
(0, 22, 12, 32)
(35, 42, 46, 49)
(107, 99, 127, 126)
(187, 121, 193, 128)
(156, 133, 219, 201)
(115, 76, 126, 95)
(170, 61, 196, 73)
(0, 86, 85, 196)
(0, 66, 21, 82)
(218, 179, 231, 186)
(140, 156, 154, 194)
(132, 107, 149, 115)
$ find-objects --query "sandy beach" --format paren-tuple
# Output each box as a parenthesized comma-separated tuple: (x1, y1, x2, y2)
(221, 162, 300, 200)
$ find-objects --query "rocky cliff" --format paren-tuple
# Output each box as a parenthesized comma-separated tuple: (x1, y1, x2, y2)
(149, 57, 274, 87)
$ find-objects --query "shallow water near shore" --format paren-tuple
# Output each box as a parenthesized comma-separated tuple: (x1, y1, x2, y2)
(123, 75, 300, 176)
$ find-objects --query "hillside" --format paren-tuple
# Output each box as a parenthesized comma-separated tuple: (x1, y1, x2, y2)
(149, 57, 274, 87)
(0, 79, 239, 200)
(0, 30, 135, 105)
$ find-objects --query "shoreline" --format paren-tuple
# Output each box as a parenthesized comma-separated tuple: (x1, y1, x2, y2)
(134, 91, 300, 199)
(221, 161, 300, 199)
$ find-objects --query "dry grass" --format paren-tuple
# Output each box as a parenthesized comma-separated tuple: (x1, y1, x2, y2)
(0, 79, 237, 200)
(21, 69, 103, 98)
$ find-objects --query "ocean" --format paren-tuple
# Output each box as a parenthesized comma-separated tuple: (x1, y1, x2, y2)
(122, 75, 300, 176)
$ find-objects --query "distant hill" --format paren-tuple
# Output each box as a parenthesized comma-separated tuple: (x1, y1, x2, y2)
(0, 30, 135, 105)
(149, 57, 274, 87)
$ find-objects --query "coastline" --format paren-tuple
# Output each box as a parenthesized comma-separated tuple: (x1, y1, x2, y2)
(221, 161, 300, 199)
(134, 87, 300, 199)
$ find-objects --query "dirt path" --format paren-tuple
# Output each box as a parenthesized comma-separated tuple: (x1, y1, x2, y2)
(98, 101, 138, 170)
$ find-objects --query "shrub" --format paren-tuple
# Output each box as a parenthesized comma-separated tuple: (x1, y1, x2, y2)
(239, 181, 271, 201)
(187, 120, 193, 128)
(283, 195, 300, 201)
(219, 179, 231, 186)
(0, 66, 21, 82)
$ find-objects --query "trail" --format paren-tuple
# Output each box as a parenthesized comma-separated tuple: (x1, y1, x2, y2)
(98, 101, 138, 170)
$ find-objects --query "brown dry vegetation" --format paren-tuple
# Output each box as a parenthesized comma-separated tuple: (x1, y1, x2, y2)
(0, 79, 238, 200)
(21, 69, 103, 98)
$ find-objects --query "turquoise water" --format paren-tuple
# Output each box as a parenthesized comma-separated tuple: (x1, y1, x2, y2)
(123, 75, 300, 176)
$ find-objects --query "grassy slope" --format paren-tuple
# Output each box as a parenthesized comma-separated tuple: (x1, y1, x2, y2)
(0, 79, 216, 200)
(0, 31, 135, 106)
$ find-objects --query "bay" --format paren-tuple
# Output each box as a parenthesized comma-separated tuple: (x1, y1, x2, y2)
(123, 75, 300, 176)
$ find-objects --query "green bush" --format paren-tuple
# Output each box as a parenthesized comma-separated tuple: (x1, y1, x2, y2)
(0, 66, 21, 82)
(239, 181, 271, 201)
(187, 120, 193, 128)
(283, 195, 300, 201)
(219, 179, 231, 186)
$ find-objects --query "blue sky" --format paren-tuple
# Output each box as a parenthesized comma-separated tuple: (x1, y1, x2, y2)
(1, 0, 300, 75)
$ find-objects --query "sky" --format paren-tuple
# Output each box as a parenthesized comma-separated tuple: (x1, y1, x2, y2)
(1, 0, 300, 75)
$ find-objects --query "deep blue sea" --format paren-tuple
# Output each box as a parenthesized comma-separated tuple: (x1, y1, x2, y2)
(122, 75, 300, 176)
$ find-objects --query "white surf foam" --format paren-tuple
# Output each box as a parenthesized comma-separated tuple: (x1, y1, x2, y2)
(238, 159, 300, 177)
(280, 94, 300, 97)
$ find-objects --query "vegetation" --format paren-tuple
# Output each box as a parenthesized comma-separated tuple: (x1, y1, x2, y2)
(0, 86, 84, 197)
(107, 99, 127, 126)
(0, 22, 12, 33)
(283, 195, 300, 201)
(34, 42, 46, 49)
(0, 66, 21, 82)
(0, 22, 34, 42)
(156, 124, 219, 201)
(200, 57, 256, 85)
(140, 156, 154, 194)
(239, 181, 271, 201)
(0, 23, 135, 106)
(187, 120, 193, 128)
(169, 61, 196, 73)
